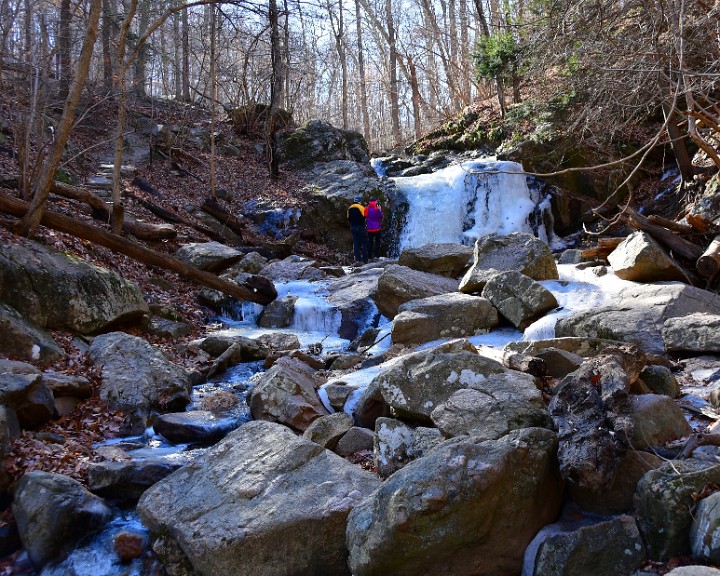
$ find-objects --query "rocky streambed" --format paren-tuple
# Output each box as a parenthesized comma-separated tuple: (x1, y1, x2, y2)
(4, 229, 720, 575)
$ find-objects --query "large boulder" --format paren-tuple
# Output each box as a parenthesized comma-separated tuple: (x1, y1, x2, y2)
(397, 243, 473, 278)
(0, 237, 148, 334)
(391, 292, 498, 345)
(373, 418, 444, 478)
(373, 264, 458, 319)
(138, 420, 380, 576)
(88, 332, 192, 432)
(87, 457, 185, 504)
(247, 357, 329, 431)
(257, 256, 325, 281)
(627, 394, 692, 450)
(296, 160, 407, 259)
(12, 471, 111, 569)
(607, 231, 686, 282)
(346, 427, 563, 576)
(691, 491, 720, 564)
(174, 241, 244, 273)
(556, 283, 720, 356)
(0, 303, 65, 366)
(635, 460, 720, 561)
(663, 313, 720, 353)
(481, 270, 558, 329)
(0, 372, 54, 429)
(282, 120, 369, 166)
(326, 267, 383, 340)
(459, 232, 558, 293)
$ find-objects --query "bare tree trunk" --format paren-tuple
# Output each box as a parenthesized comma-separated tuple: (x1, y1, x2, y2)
(473, 0, 490, 36)
(111, 0, 138, 235)
(267, 0, 282, 179)
(133, 0, 149, 96)
(385, 0, 400, 146)
(102, 0, 113, 90)
(17, 0, 102, 237)
(407, 55, 422, 139)
(58, 0, 71, 100)
(209, 3, 216, 198)
(172, 3, 182, 98)
(662, 100, 695, 182)
(181, 4, 190, 101)
(354, 0, 370, 143)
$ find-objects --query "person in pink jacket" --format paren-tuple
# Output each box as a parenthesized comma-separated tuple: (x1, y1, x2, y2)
(364, 198, 384, 260)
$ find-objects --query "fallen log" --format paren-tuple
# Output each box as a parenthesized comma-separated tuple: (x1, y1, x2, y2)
(0, 193, 277, 305)
(125, 190, 226, 243)
(647, 215, 695, 235)
(0, 175, 176, 241)
(625, 208, 704, 261)
(580, 237, 626, 260)
(697, 235, 720, 277)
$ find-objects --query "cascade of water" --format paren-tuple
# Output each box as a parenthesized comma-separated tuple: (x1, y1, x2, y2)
(392, 159, 553, 251)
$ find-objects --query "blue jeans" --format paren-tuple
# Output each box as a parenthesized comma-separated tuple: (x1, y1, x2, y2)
(351, 226, 368, 262)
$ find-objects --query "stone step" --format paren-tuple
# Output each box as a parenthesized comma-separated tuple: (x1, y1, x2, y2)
(98, 164, 137, 177)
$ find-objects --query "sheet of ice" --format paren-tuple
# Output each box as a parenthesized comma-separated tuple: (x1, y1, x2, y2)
(523, 264, 636, 341)
(394, 159, 550, 250)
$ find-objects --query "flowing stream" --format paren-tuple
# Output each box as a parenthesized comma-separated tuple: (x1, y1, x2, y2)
(40, 157, 628, 575)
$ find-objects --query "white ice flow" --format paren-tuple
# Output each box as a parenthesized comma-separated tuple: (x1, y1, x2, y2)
(393, 159, 552, 250)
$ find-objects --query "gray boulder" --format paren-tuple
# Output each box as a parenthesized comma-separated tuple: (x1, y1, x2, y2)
(373, 264, 458, 319)
(628, 394, 692, 449)
(481, 270, 558, 329)
(635, 460, 720, 561)
(88, 332, 192, 432)
(397, 243, 473, 278)
(12, 471, 111, 568)
(663, 313, 720, 353)
(608, 230, 686, 282)
(247, 357, 328, 431)
(391, 292, 498, 345)
(230, 251, 268, 275)
(199, 334, 268, 359)
(42, 371, 93, 399)
(302, 412, 354, 449)
(326, 268, 383, 340)
(0, 237, 148, 334)
(503, 336, 624, 359)
(138, 420, 380, 576)
(346, 428, 563, 576)
(530, 515, 646, 576)
(374, 418, 443, 478)
(0, 303, 64, 366)
(282, 120, 369, 166)
(174, 241, 244, 273)
(258, 256, 325, 281)
(334, 426, 375, 456)
(533, 347, 583, 378)
(556, 283, 720, 356)
(375, 340, 541, 428)
(459, 232, 558, 293)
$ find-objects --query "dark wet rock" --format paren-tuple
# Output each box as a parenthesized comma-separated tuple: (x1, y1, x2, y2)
(87, 458, 185, 504)
(12, 471, 111, 569)
(531, 515, 646, 576)
(153, 411, 242, 445)
(0, 372, 54, 429)
(636, 460, 720, 561)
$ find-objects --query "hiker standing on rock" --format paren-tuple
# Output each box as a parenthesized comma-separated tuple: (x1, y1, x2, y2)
(364, 198, 383, 260)
(347, 195, 368, 264)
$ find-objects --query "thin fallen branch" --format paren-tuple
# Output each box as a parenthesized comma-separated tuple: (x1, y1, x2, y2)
(0, 193, 277, 305)
(680, 433, 720, 459)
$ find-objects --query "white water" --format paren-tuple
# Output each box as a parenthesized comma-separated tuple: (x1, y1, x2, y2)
(392, 159, 552, 250)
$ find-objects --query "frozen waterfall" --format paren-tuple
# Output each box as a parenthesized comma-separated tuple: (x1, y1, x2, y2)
(388, 159, 553, 251)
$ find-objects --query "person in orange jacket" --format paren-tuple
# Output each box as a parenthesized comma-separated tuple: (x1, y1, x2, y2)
(347, 195, 368, 263)
(364, 198, 383, 260)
